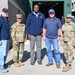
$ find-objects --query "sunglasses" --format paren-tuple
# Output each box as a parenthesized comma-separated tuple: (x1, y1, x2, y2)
(49, 12, 55, 14)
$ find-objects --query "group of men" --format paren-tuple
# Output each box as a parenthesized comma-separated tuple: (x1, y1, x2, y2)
(0, 4, 75, 73)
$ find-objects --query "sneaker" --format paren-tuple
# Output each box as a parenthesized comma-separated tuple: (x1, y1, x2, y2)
(4, 64, 11, 68)
(0, 68, 9, 73)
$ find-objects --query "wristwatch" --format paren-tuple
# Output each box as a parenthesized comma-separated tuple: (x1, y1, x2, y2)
(58, 35, 61, 37)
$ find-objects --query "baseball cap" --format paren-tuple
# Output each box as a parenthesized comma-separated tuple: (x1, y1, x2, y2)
(66, 14, 72, 18)
(48, 9, 55, 14)
(2, 8, 8, 12)
(16, 14, 22, 19)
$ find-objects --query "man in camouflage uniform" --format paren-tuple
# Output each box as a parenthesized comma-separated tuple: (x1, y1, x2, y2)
(11, 14, 26, 67)
(62, 14, 75, 72)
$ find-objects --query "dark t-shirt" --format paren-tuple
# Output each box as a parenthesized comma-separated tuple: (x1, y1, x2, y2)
(43, 17, 62, 39)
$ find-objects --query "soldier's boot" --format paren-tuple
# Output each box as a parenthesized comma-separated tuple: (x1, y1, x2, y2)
(62, 64, 71, 72)
(63, 64, 72, 69)
(14, 62, 21, 67)
(19, 61, 24, 66)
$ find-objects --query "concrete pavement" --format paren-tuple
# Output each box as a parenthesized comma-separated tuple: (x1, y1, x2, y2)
(0, 40, 75, 75)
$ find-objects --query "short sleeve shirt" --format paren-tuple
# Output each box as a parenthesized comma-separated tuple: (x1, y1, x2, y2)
(43, 17, 62, 39)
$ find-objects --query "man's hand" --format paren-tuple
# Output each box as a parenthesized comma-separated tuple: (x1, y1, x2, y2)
(43, 29, 46, 41)
(60, 42, 63, 46)
(14, 41, 19, 46)
(0, 41, 2, 45)
(24, 39, 26, 42)
(72, 43, 75, 48)
(41, 33, 43, 37)
(57, 36, 61, 41)
(43, 35, 46, 41)
(28, 35, 31, 40)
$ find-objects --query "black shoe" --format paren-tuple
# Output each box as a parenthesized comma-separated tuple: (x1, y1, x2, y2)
(4, 64, 11, 68)
(30, 62, 34, 65)
(37, 61, 42, 65)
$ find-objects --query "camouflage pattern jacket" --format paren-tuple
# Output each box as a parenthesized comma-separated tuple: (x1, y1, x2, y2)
(11, 22, 25, 43)
(62, 21, 75, 43)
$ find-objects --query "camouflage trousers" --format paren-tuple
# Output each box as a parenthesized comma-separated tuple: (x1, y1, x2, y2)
(13, 42, 24, 62)
(63, 41, 74, 64)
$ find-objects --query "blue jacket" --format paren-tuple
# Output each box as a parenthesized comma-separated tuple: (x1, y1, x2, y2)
(26, 12, 45, 35)
(0, 15, 10, 40)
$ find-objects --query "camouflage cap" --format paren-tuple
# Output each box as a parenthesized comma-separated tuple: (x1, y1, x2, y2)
(16, 14, 22, 18)
(66, 14, 72, 18)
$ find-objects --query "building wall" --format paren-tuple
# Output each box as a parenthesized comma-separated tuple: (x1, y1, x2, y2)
(0, 0, 26, 25)
(8, 1, 26, 25)
(0, 0, 8, 15)
(8, 2, 18, 25)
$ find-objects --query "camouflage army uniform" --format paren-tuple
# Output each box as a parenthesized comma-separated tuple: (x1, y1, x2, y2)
(62, 21, 75, 64)
(11, 22, 25, 62)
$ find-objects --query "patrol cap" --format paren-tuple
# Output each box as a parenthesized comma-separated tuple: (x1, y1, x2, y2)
(48, 9, 55, 14)
(2, 8, 8, 12)
(66, 14, 72, 18)
(16, 14, 22, 19)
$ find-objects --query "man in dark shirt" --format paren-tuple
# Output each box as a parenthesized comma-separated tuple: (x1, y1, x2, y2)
(0, 8, 10, 73)
(26, 4, 45, 65)
(43, 9, 62, 68)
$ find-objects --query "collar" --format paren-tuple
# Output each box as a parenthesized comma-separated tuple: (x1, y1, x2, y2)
(1, 15, 8, 22)
(33, 12, 39, 15)
(1, 15, 5, 19)
(33, 12, 40, 17)
(16, 22, 21, 24)
(32, 11, 41, 15)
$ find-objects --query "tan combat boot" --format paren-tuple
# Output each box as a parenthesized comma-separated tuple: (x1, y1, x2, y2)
(14, 62, 21, 67)
(19, 61, 24, 66)
(62, 64, 71, 72)
(63, 64, 72, 69)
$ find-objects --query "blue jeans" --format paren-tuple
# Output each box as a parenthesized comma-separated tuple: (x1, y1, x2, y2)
(0, 40, 9, 68)
(45, 38, 60, 65)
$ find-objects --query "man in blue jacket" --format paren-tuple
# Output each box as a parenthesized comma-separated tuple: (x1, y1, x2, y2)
(0, 8, 10, 73)
(26, 4, 45, 65)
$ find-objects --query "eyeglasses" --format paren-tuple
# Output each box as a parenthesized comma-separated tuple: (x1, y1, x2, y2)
(49, 13, 55, 14)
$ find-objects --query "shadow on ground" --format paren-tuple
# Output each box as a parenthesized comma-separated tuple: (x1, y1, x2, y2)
(45, 50, 66, 64)
(7, 48, 66, 66)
